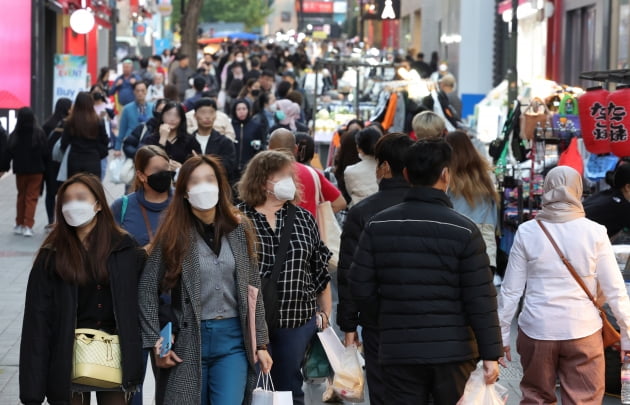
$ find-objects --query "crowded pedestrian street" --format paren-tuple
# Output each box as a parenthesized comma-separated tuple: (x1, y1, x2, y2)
(3, 0, 630, 404)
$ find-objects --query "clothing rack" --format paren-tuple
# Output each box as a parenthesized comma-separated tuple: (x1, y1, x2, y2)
(311, 59, 396, 132)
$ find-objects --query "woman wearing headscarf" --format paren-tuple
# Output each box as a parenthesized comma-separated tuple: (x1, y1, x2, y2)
(269, 99, 308, 134)
(498, 166, 630, 404)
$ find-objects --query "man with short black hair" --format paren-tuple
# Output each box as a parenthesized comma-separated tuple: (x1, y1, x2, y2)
(185, 90, 236, 140)
(183, 76, 207, 111)
(349, 139, 502, 404)
(192, 98, 237, 182)
(337, 133, 413, 405)
(258, 70, 275, 94)
(244, 56, 262, 82)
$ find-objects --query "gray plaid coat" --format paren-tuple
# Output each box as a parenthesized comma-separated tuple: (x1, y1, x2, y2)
(138, 222, 268, 404)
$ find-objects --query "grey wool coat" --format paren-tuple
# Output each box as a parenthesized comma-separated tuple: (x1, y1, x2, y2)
(138, 222, 269, 404)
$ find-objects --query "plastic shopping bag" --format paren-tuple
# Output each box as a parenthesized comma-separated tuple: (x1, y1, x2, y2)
(108, 157, 125, 184)
(331, 345, 364, 402)
(458, 361, 508, 405)
(251, 372, 293, 405)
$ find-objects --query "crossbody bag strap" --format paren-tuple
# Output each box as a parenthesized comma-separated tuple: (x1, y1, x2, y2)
(270, 204, 297, 285)
(537, 220, 600, 308)
(139, 204, 154, 242)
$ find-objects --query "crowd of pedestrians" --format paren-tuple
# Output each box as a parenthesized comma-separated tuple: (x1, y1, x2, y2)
(6, 40, 630, 405)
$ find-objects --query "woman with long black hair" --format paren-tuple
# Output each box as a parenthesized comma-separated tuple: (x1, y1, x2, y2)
(6, 107, 48, 237)
(141, 101, 201, 168)
(42, 98, 72, 230)
(60, 92, 110, 178)
(19, 173, 146, 404)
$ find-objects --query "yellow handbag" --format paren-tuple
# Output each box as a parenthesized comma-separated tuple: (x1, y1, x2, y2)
(72, 329, 122, 388)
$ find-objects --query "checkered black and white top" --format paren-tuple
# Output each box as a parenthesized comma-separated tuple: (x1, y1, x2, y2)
(239, 202, 332, 328)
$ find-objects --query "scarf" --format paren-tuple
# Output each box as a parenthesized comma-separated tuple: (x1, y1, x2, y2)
(536, 166, 585, 223)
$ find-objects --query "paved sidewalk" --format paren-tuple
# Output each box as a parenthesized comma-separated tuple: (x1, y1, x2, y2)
(0, 169, 619, 405)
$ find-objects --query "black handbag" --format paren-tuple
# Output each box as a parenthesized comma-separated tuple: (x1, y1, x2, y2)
(261, 203, 297, 330)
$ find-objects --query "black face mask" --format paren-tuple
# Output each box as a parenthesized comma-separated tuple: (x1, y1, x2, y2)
(251, 89, 261, 97)
(146, 170, 173, 193)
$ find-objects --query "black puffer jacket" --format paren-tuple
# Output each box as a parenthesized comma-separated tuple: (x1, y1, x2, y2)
(349, 186, 502, 365)
(19, 233, 146, 405)
(337, 176, 410, 332)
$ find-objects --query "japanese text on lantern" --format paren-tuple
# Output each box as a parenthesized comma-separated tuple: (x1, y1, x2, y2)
(589, 102, 608, 141)
(609, 102, 628, 142)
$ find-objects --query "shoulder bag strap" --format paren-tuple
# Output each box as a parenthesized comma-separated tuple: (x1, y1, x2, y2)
(307, 165, 322, 206)
(270, 204, 297, 285)
(537, 220, 601, 308)
(120, 195, 129, 224)
(139, 204, 154, 242)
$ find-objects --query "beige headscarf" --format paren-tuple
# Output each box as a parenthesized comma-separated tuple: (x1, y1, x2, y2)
(536, 166, 585, 223)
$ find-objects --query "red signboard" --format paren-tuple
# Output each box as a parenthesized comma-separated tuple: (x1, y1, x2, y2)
(0, 0, 31, 110)
(302, 1, 334, 14)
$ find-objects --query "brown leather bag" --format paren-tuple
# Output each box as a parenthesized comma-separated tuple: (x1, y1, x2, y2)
(537, 221, 621, 348)
(520, 98, 551, 140)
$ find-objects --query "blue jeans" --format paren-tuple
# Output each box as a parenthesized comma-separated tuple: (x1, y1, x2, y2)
(201, 317, 248, 405)
(269, 316, 318, 405)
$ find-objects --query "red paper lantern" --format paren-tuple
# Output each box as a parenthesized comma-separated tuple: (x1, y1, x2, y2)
(608, 86, 630, 158)
(578, 87, 610, 154)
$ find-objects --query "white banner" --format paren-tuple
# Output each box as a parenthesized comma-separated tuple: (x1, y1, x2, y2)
(53, 54, 88, 109)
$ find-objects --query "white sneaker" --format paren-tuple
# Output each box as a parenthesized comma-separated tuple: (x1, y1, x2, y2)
(13, 225, 23, 235)
(23, 227, 33, 237)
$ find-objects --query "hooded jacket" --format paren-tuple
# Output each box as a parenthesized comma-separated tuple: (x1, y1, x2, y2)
(231, 99, 266, 172)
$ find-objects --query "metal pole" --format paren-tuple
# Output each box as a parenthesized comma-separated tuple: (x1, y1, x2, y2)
(358, 0, 364, 43)
(507, 0, 519, 110)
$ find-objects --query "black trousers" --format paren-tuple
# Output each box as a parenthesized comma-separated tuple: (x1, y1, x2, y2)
(382, 359, 476, 405)
(362, 327, 385, 405)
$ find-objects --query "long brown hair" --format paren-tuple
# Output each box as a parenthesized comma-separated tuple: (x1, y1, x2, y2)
(154, 155, 252, 290)
(65, 92, 100, 139)
(131, 145, 170, 191)
(237, 150, 301, 207)
(39, 173, 125, 285)
(445, 131, 498, 206)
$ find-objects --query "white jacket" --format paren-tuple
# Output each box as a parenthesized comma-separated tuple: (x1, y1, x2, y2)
(498, 217, 630, 348)
(344, 155, 378, 208)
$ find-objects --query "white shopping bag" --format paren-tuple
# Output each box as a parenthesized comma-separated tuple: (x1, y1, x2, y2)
(457, 361, 508, 405)
(252, 372, 293, 405)
(107, 156, 125, 184)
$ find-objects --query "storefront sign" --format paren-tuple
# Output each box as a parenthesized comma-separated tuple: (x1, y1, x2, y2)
(302, 1, 334, 14)
(53, 54, 88, 109)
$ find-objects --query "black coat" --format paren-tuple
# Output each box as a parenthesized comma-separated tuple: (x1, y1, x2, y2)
(192, 129, 237, 182)
(6, 128, 48, 174)
(336, 177, 409, 332)
(141, 131, 202, 164)
(123, 118, 158, 159)
(60, 122, 109, 178)
(232, 117, 266, 172)
(19, 234, 146, 405)
(584, 188, 630, 238)
(349, 187, 502, 365)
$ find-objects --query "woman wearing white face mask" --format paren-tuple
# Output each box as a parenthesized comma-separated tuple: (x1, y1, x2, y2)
(138, 155, 272, 405)
(19, 173, 146, 405)
(237, 150, 333, 405)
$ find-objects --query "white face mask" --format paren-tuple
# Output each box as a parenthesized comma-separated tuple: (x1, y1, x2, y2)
(188, 182, 219, 211)
(269, 177, 296, 201)
(235, 57, 244, 63)
(62, 200, 98, 228)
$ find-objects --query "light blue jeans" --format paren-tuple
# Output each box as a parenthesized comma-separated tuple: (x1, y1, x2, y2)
(201, 317, 248, 405)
